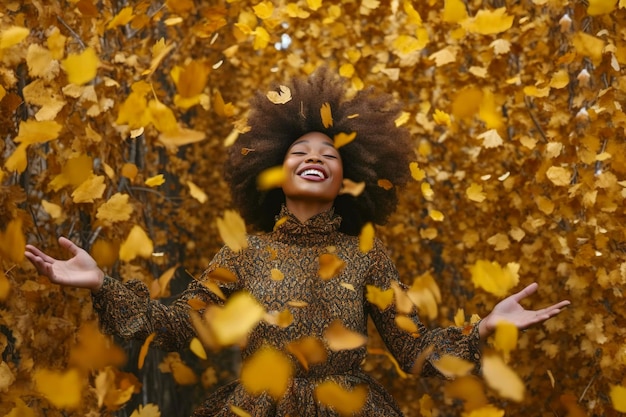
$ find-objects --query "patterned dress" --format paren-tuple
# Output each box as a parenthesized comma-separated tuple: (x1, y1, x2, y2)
(92, 207, 482, 416)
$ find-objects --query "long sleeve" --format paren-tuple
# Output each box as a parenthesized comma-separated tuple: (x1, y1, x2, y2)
(365, 239, 482, 377)
(91, 245, 242, 351)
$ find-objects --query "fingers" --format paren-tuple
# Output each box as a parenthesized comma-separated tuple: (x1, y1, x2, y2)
(58, 236, 83, 256)
(25, 244, 56, 264)
(511, 282, 538, 302)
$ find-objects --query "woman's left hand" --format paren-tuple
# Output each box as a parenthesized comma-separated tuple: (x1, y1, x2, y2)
(478, 282, 570, 339)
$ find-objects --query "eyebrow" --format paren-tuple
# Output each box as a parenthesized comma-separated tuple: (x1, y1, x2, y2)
(290, 139, 335, 148)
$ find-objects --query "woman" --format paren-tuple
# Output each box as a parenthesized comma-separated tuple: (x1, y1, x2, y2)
(25, 68, 570, 416)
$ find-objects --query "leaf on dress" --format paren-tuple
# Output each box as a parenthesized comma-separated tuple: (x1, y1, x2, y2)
(323, 319, 367, 351)
(241, 345, 293, 399)
(230, 405, 252, 417)
(190, 337, 207, 360)
(358, 222, 374, 253)
(314, 380, 368, 416)
(264, 308, 293, 328)
(286, 336, 328, 370)
(394, 315, 419, 334)
(216, 210, 248, 252)
(207, 267, 238, 283)
(318, 253, 345, 280)
(365, 284, 394, 310)
(270, 268, 285, 281)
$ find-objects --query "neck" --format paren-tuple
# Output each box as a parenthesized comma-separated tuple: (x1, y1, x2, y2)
(285, 199, 333, 223)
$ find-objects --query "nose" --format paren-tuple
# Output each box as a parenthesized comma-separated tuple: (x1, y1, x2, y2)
(305, 155, 323, 164)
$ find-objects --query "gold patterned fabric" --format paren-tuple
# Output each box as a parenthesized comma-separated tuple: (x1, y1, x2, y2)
(92, 207, 482, 416)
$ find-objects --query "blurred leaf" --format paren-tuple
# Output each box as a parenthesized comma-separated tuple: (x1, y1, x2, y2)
(323, 319, 367, 351)
(119, 225, 154, 262)
(241, 345, 293, 399)
(34, 368, 83, 409)
(314, 380, 368, 416)
(216, 209, 248, 252)
(61, 47, 99, 85)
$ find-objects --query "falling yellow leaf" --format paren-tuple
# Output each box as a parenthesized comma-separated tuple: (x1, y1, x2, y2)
(4, 398, 35, 417)
(159, 127, 206, 147)
(241, 345, 293, 399)
(96, 193, 134, 223)
(145, 174, 165, 187)
(428, 47, 457, 67)
(340, 178, 365, 196)
(395, 315, 419, 334)
(216, 210, 248, 252)
(320, 102, 333, 128)
(429, 209, 444, 222)
(41, 200, 63, 220)
(407, 272, 441, 320)
(318, 253, 345, 280)
(129, 404, 161, 417)
(324, 319, 368, 351)
(409, 162, 425, 181)
(186, 180, 208, 203)
(334, 131, 357, 148)
(69, 322, 127, 371)
(266, 85, 292, 104)
(432, 354, 475, 378)
(494, 320, 518, 361)
(207, 267, 238, 283)
(546, 166, 572, 186)
(469, 260, 519, 297)
(91, 239, 120, 268)
(0, 218, 25, 263)
(62, 47, 100, 85)
(149, 100, 178, 134)
(433, 109, 451, 126)
(394, 111, 410, 127)
(482, 353, 525, 402)
(138, 333, 156, 370)
(463, 8, 514, 35)
(0, 270, 11, 301)
(366, 285, 394, 310)
(572, 32, 605, 65)
(143, 38, 175, 76)
(466, 183, 487, 202)
(286, 336, 328, 370)
(190, 337, 207, 360)
(443, 0, 469, 22)
(107, 6, 135, 29)
(264, 308, 294, 328)
(587, 0, 617, 15)
(34, 368, 83, 409)
(94, 367, 138, 409)
(359, 222, 374, 253)
(257, 165, 285, 190)
(462, 405, 505, 417)
(0, 26, 30, 49)
(610, 384, 626, 412)
(119, 225, 154, 262)
(72, 174, 106, 203)
(377, 179, 393, 190)
(314, 380, 368, 416)
(14, 119, 62, 145)
(6, 143, 35, 173)
(421, 182, 434, 200)
(170, 360, 198, 385)
(445, 376, 489, 411)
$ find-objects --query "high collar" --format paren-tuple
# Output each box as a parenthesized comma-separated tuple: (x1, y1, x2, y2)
(272, 205, 342, 245)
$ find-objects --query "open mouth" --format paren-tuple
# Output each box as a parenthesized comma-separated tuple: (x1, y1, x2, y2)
(297, 167, 327, 181)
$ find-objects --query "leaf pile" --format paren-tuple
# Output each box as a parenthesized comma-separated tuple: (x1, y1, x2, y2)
(1, 0, 626, 415)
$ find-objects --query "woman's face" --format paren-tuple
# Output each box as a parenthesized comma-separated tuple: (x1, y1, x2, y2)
(282, 132, 344, 205)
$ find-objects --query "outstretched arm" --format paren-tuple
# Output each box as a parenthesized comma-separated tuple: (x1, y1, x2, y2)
(24, 237, 104, 291)
(478, 282, 571, 339)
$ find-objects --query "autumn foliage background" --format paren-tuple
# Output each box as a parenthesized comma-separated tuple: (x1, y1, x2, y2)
(1, 0, 626, 415)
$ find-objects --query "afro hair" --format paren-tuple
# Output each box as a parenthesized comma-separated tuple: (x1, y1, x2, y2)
(224, 67, 413, 236)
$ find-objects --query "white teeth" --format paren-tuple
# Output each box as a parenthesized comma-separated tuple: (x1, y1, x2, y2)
(300, 169, 324, 178)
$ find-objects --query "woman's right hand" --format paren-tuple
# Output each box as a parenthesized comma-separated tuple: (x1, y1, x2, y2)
(24, 237, 105, 292)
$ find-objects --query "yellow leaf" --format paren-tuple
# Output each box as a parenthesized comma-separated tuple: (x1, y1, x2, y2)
(253, 26, 270, 50)
(186, 180, 208, 203)
(266, 85, 292, 104)
(264, 308, 294, 328)
(230, 405, 252, 417)
(462, 405, 505, 417)
(587, 0, 616, 15)
(253, 1, 274, 19)
(494, 320, 518, 361)
(149, 100, 178, 134)
(170, 360, 198, 385)
(119, 225, 154, 262)
(610, 385, 626, 412)
(116, 90, 150, 128)
(366, 285, 394, 310)
(0, 26, 29, 49)
(96, 193, 133, 223)
(286, 336, 328, 370)
(523, 85, 551, 97)
(403, 1, 423, 24)
(334, 131, 357, 148)
(550, 69, 570, 89)
(4, 143, 28, 173)
(443, 0, 468, 22)
(62, 47, 100, 85)
(39, 197, 61, 217)
(196, 292, 265, 348)
(359, 222, 374, 253)
(428, 47, 457, 67)
(466, 183, 487, 202)
(429, 209, 444, 222)
(463, 8, 514, 35)
(72, 174, 106, 203)
(34, 368, 83, 409)
(216, 210, 248, 252)
(91, 239, 120, 268)
(69, 322, 127, 371)
(409, 162, 425, 181)
(107, 6, 135, 29)
(318, 253, 346, 280)
(14, 119, 62, 145)
(421, 182, 434, 200)
(324, 319, 368, 351)
(395, 315, 419, 334)
(339, 63, 355, 78)
(340, 178, 365, 196)
(129, 404, 161, 417)
(138, 333, 156, 370)
(407, 272, 441, 320)
(241, 345, 293, 399)
(454, 308, 465, 327)
(257, 165, 285, 190)
(5, 398, 35, 417)
(572, 32, 605, 65)
(270, 268, 284, 281)
(482, 353, 525, 402)
(314, 380, 368, 416)
(320, 102, 333, 128)
(432, 354, 475, 378)
(176, 60, 210, 98)
(190, 337, 208, 360)
(0, 270, 11, 301)
(145, 174, 165, 187)
(0, 218, 25, 263)
(469, 260, 519, 297)
(478, 129, 503, 148)
(377, 179, 393, 190)
(546, 166, 572, 186)
(94, 367, 137, 409)
(393, 34, 427, 55)
(433, 109, 451, 126)
(158, 127, 206, 147)
(207, 267, 238, 283)
(307, 0, 323, 11)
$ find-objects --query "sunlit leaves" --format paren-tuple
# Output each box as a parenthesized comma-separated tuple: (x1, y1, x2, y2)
(546, 166, 572, 186)
(482, 353, 525, 402)
(61, 47, 100, 85)
(119, 225, 154, 262)
(216, 209, 248, 252)
(462, 8, 514, 35)
(241, 345, 293, 399)
(587, 0, 617, 16)
(314, 381, 368, 416)
(266, 85, 292, 104)
(0, 26, 30, 49)
(433, 109, 451, 126)
(34, 368, 83, 409)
